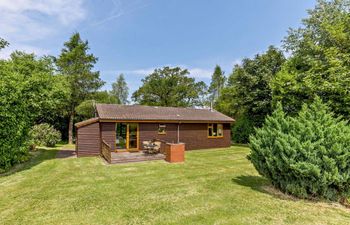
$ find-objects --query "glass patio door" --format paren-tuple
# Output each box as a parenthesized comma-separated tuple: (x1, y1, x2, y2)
(127, 123, 138, 150)
(116, 123, 127, 150)
(116, 123, 138, 151)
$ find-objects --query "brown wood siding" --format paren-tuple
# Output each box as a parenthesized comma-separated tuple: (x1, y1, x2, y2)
(139, 123, 231, 150)
(139, 123, 178, 144)
(76, 122, 100, 157)
(179, 123, 231, 150)
(100, 122, 116, 151)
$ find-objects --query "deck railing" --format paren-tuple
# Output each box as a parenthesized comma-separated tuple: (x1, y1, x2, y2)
(101, 140, 111, 163)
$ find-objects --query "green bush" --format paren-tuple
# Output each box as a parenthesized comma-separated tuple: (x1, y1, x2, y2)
(0, 52, 68, 172)
(232, 115, 255, 144)
(249, 97, 350, 201)
(0, 60, 30, 171)
(29, 123, 61, 148)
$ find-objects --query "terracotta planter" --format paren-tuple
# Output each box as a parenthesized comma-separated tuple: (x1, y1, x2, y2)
(165, 143, 185, 163)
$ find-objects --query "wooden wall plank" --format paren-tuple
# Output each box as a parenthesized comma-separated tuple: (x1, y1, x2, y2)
(76, 122, 101, 157)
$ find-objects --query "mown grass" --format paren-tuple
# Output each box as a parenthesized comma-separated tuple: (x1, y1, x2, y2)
(1, 146, 349, 225)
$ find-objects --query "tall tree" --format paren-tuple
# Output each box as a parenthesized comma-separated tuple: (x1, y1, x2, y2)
(132, 66, 207, 107)
(111, 74, 129, 104)
(56, 33, 104, 144)
(272, 0, 350, 118)
(208, 65, 226, 104)
(217, 46, 285, 143)
(218, 46, 285, 121)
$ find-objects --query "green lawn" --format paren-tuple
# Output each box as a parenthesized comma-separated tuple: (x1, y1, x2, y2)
(1, 146, 349, 225)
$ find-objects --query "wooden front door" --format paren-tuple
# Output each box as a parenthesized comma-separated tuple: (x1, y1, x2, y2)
(116, 123, 139, 151)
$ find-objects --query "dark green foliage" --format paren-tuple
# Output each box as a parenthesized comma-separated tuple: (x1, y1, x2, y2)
(232, 115, 255, 144)
(132, 66, 207, 107)
(249, 98, 350, 201)
(218, 46, 285, 119)
(272, 0, 350, 118)
(217, 46, 285, 143)
(0, 52, 68, 172)
(29, 123, 61, 148)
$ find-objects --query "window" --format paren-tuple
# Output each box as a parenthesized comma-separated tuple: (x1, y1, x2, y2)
(208, 123, 223, 138)
(158, 124, 166, 134)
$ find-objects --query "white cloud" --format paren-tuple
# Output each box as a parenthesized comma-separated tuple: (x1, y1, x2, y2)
(188, 68, 212, 78)
(0, 0, 86, 26)
(124, 68, 155, 76)
(103, 66, 213, 79)
(0, 0, 86, 58)
(0, 44, 50, 59)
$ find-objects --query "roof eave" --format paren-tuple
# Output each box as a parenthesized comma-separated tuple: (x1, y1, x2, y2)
(99, 118, 234, 123)
(75, 117, 100, 128)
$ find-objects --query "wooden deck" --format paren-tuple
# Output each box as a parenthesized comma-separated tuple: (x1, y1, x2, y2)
(109, 151, 165, 164)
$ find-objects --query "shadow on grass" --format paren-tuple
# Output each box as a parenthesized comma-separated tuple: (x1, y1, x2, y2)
(232, 175, 270, 193)
(232, 175, 297, 201)
(0, 148, 58, 177)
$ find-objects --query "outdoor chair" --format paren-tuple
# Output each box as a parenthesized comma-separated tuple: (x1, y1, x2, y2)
(153, 141, 161, 152)
(143, 140, 161, 154)
(142, 141, 151, 150)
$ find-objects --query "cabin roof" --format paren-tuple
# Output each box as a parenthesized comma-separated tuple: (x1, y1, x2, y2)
(75, 117, 99, 128)
(95, 104, 235, 123)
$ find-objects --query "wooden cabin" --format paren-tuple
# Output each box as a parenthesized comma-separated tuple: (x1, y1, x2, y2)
(75, 104, 234, 157)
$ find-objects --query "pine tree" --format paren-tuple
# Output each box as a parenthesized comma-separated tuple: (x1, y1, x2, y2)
(56, 33, 104, 144)
(111, 74, 129, 104)
(208, 65, 225, 103)
(249, 97, 350, 202)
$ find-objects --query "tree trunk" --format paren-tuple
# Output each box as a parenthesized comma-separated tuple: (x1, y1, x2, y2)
(68, 113, 74, 144)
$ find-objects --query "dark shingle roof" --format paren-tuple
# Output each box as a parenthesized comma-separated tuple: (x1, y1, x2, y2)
(96, 104, 234, 123)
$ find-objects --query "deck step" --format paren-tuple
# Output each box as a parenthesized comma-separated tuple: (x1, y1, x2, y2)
(111, 158, 165, 164)
(109, 153, 165, 164)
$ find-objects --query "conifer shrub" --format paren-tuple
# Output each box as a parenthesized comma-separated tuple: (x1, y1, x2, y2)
(249, 97, 350, 201)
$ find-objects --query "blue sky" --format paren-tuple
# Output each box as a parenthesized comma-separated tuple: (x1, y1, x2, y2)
(0, 0, 316, 97)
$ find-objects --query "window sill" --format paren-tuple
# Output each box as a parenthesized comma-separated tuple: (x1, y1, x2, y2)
(208, 136, 224, 139)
